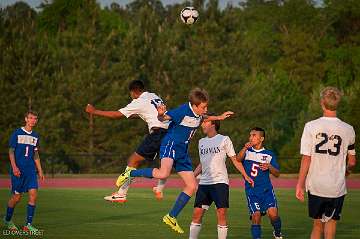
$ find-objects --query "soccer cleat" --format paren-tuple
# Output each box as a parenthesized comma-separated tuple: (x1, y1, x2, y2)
(273, 231, 283, 239)
(162, 214, 184, 234)
(115, 168, 135, 187)
(23, 223, 39, 233)
(104, 192, 127, 203)
(4, 218, 18, 231)
(152, 187, 163, 200)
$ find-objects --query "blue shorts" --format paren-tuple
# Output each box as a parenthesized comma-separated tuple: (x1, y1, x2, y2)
(159, 139, 192, 172)
(246, 188, 278, 215)
(11, 171, 38, 194)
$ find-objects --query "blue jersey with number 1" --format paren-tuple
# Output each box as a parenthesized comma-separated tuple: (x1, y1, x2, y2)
(9, 127, 40, 173)
(242, 147, 279, 195)
(164, 102, 203, 144)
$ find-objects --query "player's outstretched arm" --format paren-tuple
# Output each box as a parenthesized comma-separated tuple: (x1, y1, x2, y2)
(34, 151, 45, 180)
(230, 156, 254, 187)
(85, 104, 123, 119)
(193, 163, 202, 178)
(157, 104, 172, 122)
(296, 155, 311, 202)
(9, 148, 20, 177)
(204, 111, 234, 122)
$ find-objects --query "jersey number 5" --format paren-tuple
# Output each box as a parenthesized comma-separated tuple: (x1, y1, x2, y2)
(315, 133, 342, 156)
(251, 164, 260, 177)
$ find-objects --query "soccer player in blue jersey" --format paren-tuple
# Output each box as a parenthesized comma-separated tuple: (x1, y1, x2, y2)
(3, 111, 45, 233)
(116, 88, 234, 233)
(237, 127, 283, 239)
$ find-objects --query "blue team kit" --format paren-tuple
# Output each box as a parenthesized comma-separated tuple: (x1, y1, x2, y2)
(242, 147, 280, 215)
(160, 103, 202, 172)
(9, 127, 40, 194)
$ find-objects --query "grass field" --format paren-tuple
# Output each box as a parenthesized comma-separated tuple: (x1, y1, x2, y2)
(0, 188, 359, 239)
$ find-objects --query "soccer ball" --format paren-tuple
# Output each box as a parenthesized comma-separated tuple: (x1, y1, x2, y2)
(180, 7, 199, 25)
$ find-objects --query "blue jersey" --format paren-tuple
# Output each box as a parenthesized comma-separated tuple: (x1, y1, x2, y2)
(9, 127, 40, 172)
(164, 103, 203, 144)
(242, 147, 279, 195)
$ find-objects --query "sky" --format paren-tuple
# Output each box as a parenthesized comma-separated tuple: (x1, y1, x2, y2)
(0, 0, 246, 10)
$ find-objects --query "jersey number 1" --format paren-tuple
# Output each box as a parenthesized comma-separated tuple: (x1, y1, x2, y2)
(25, 146, 29, 157)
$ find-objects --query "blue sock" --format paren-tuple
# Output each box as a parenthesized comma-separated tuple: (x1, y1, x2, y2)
(26, 204, 36, 225)
(5, 206, 14, 222)
(130, 168, 153, 178)
(271, 217, 282, 236)
(251, 224, 261, 239)
(169, 192, 191, 218)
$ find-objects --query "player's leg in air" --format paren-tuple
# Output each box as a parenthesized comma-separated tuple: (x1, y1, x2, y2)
(105, 129, 168, 203)
(117, 155, 196, 233)
(163, 169, 197, 234)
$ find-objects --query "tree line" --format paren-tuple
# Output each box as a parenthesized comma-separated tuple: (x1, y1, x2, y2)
(1, 0, 359, 173)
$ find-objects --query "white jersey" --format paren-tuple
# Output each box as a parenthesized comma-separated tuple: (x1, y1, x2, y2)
(300, 117, 356, 198)
(118, 92, 169, 132)
(198, 134, 236, 185)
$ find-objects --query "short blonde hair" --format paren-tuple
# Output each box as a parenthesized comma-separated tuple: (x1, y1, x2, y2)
(320, 87, 342, 111)
(189, 88, 209, 106)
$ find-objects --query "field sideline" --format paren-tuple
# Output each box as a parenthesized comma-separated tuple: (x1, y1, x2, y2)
(0, 177, 360, 239)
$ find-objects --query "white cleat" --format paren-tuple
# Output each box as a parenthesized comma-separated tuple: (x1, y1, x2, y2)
(273, 231, 283, 239)
(104, 192, 127, 203)
(152, 187, 163, 200)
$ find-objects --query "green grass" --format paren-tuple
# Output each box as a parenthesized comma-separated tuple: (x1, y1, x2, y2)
(0, 188, 360, 239)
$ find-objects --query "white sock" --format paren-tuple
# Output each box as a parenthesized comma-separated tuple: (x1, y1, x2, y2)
(189, 222, 202, 239)
(117, 166, 135, 195)
(156, 179, 167, 191)
(217, 225, 228, 239)
(117, 179, 131, 195)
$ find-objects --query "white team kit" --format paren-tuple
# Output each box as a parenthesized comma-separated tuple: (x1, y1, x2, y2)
(301, 117, 356, 198)
(118, 91, 169, 132)
(198, 134, 236, 185)
(194, 134, 236, 211)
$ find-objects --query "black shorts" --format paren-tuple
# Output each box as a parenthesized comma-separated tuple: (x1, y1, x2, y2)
(194, 183, 229, 209)
(308, 192, 345, 221)
(136, 128, 167, 161)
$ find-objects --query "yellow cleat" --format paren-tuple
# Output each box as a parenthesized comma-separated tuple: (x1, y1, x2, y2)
(115, 167, 135, 187)
(162, 214, 184, 234)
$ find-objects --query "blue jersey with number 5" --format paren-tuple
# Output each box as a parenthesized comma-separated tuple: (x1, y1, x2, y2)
(9, 128, 39, 172)
(242, 147, 279, 195)
(164, 102, 203, 144)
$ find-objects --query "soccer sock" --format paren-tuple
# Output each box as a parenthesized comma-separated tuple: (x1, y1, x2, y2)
(189, 222, 202, 239)
(117, 179, 131, 195)
(130, 168, 153, 178)
(251, 224, 261, 239)
(169, 191, 191, 218)
(271, 217, 282, 236)
(217, 225, 228, 239)
(5, 206, 15, 222)
(26, 204, 36, 225)
(156, 179, 167, 191)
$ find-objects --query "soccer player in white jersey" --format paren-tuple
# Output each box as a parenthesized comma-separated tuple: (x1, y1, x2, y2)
(296, 87, 356, 239)
(86, 80, 169, 202)
(190, 116, 254, 239)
